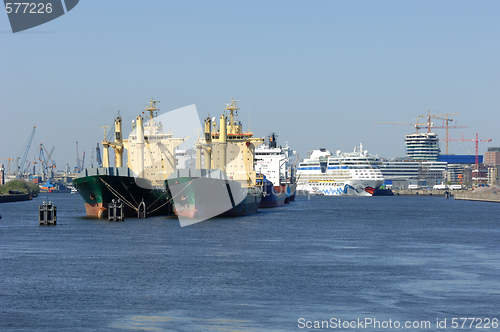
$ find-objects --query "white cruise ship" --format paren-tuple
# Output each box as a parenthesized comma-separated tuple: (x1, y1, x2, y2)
(296, 143, 385, 196)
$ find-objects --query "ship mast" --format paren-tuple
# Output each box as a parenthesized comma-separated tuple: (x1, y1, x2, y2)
(224, 98, 242, 134)
(144, 98, 160, 134)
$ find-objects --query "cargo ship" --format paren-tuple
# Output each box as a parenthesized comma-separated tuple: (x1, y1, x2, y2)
(166, 98, 264, 225)
(254, 134, 288, 207)
(73, 99, 186, 218)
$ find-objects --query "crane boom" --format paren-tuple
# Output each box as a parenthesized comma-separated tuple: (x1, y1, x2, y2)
(18, 126, 36, 177)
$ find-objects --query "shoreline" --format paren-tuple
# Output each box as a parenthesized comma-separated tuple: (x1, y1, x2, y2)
(0, 193, 32, 203)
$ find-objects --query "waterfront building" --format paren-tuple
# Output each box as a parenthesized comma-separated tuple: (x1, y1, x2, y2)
(487, 166, 499, 186)
(471, 164, 489, 185)
(485, 147, 500, 166)
(379, 159, 447, 188)
(405, 133, 440, 161)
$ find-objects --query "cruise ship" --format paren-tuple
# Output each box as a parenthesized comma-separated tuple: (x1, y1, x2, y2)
(296, 143, 384, 196)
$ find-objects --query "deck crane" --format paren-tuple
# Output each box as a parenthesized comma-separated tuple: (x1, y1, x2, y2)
(17, 126, 36, 178)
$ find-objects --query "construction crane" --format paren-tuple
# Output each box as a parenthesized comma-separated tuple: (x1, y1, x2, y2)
(0, 157, 13, 176)
(435, 120, 468, 155)
(17, 126, 36, 178)
(418, 110, 463, 154)
(447, 133, 492, 165)
(374, 118, 430, 134)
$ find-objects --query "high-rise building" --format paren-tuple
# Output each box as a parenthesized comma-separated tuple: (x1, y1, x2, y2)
(485, 147, 500, 166)
(405, 133, 440, 161)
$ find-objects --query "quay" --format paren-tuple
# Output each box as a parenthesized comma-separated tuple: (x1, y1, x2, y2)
(0, 193, 32, 203)
(391, 189, 464, 196)
(453, 193, 500, 203)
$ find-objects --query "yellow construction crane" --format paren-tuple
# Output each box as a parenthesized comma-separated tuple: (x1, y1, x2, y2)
(418, 110, 464, 154)
(374, 118, 430, 134)
(0, 157, 13, 175)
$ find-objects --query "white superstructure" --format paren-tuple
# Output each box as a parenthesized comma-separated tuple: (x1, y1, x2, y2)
(296, 143, 384, 196)
(254, 135, 288, 187)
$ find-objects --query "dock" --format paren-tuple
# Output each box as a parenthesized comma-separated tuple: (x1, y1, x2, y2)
(391, 189, 464, 196)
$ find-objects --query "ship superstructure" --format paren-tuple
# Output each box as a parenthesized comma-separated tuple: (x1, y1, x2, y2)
(254, 133, 289, 207)
(167, 98, 264, 224)
(296, 143, 384, 196)
(73, 99, 186, 218)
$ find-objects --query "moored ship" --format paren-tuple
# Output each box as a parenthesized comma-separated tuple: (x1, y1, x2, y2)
(254, 133, 288, 207)
(296, 143, 384, 196)
(73, 99, 185, 218)
(166, 98, 264, 225)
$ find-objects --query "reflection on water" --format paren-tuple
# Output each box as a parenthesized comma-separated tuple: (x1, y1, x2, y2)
(110, 312, 257, 332)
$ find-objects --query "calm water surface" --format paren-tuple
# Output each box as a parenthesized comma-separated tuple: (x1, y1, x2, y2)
(1, 193, 499, 331)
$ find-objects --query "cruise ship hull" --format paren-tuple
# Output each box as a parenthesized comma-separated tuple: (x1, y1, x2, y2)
(297, 179, 384, 196)
(73, 167, 174, 218)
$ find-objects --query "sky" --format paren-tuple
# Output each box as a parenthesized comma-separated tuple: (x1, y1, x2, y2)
(1, 0, 499, 173)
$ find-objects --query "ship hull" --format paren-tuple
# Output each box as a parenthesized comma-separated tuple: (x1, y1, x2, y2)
(73, 167, 174, 218)
(167, 169, 262, 223)
(259, 182, 287, 208)
(297, 179, 384, 197)
(289, 184, 297, 201)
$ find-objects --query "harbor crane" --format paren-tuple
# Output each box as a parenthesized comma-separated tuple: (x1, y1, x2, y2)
(17, 126, 36, 178)
(95, 143, 103, 167)
(447, 133, 492, 165)
(38, 144, 56, 177)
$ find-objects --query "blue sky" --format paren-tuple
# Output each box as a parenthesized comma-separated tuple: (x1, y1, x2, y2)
(1, 0, 499, 172)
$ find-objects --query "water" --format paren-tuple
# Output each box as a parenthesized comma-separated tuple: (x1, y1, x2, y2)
(1, 194, 499, 331)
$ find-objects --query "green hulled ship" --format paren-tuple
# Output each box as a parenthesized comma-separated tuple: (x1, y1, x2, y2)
(73, 99, 185, 218)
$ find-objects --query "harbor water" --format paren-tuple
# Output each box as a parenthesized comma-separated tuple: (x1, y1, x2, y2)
(1, 193, 499, 331)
